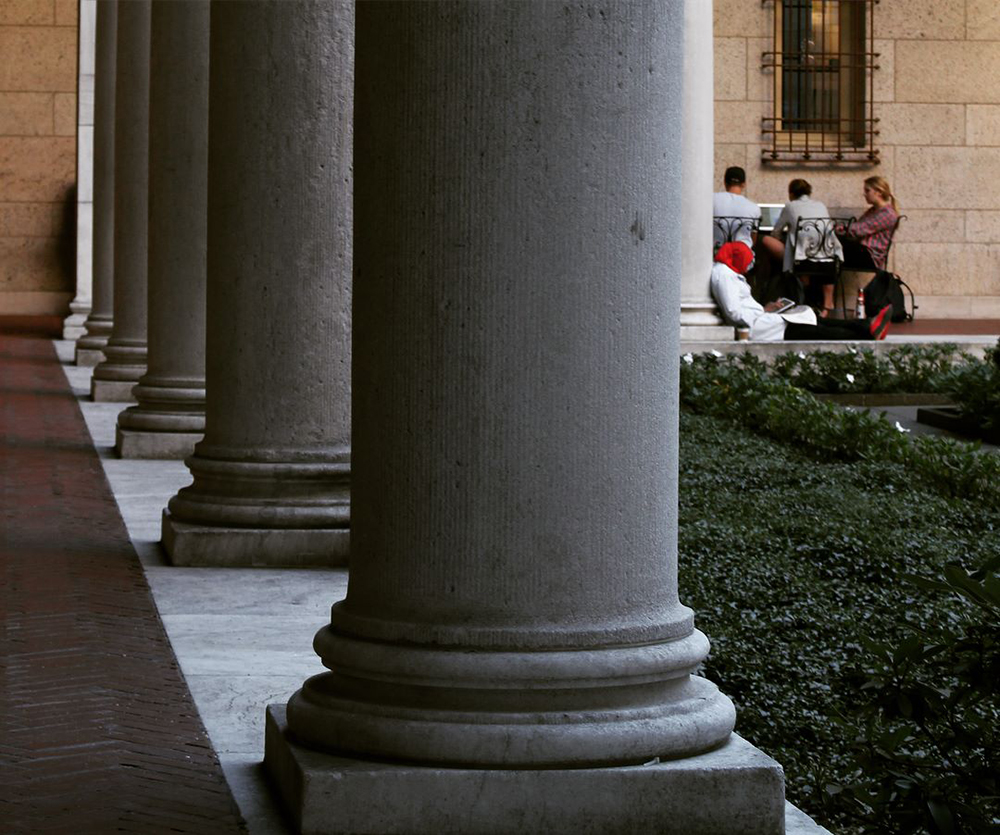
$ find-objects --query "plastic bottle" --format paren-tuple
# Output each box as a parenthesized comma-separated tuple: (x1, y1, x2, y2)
(856, 289, 866, 320)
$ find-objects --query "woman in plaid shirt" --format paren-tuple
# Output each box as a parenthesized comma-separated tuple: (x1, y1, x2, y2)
(838, 176, 899, 271)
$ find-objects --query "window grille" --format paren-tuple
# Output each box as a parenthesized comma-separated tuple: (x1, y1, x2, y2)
(761, 0, 879, 163)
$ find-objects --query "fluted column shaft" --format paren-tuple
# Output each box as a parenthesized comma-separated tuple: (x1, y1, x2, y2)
(91, 0, 150, 401)
(161, 0, 352, 567)
(116, 0, 208, 459)
(76, 0, 116, 366)
(286, 1, 734, 770)
(680, 0, 726, 332)
(64, 0, 97, 341)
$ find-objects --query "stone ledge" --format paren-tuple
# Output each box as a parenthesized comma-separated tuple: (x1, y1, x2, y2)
(116, 426, 202, 460)
(264, 704, 786, 835)
(815, 393, 952, 407)
(162, 510, 349, 567)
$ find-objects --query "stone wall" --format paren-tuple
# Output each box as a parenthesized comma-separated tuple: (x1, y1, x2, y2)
(0, 0, 78, 315)
(715, 0, 1000, 317)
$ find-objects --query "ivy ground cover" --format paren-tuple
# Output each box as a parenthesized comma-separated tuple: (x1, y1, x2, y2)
(678, 410, 999, 834)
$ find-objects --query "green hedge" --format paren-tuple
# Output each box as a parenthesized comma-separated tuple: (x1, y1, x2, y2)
(679, 351, 1000, 507)
(767, 343, 967, 395)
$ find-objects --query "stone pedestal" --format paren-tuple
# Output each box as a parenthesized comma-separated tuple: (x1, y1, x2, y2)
(160, 0, 352, 567)
(91, 0, 149, 402)
(65, 0, 97, 341)
(76, 0, 116, 366)
(116, 0, 207, 459)
(267, 706, 784, 835)
(679, 0, 727, 339)
(268, 4, 782, 831)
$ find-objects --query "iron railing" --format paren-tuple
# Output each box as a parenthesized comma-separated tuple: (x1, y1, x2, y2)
(761, 0, 879, 163)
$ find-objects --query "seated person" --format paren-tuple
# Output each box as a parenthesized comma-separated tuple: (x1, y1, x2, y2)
(837, 175, 899, 271)
(710, 242, 892, 343)
(712, 166, 761, 253)
(761, 178, 843, 316)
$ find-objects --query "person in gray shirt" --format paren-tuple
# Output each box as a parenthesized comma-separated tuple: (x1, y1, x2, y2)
(762, 178, 843, 316)
(712, 166, 761, 252)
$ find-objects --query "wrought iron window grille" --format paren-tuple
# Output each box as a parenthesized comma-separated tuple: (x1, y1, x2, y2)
(761, 0, 880, 164)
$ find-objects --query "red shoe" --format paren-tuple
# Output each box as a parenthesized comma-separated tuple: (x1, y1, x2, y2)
(869, 304, 892, 340)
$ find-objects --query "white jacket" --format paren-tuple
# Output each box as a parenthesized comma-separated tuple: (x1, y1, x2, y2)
(709, 262, 786, 342)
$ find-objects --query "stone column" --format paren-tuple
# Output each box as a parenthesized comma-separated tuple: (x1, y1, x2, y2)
(267, 4, 783, 832)
(64, 0, 97, 341)
(160, 0, 352, 567)
(91, 0, 149, 402)
(679, 0, 730, 341)
(75, 0, 115, 367)
(115, 0, 208, 459)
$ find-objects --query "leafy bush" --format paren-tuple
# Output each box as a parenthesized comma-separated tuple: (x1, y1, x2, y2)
(769, 343, 967, 395)
(830, 561, 1000, 834)
(677, 411, 1000, 834)
(679, 351, 1000, 507)
(939, 338, 1000, 430)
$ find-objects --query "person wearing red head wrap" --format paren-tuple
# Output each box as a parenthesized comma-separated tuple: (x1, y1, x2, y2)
(714, 241, 755, 276)
(709, 241, 892, 342)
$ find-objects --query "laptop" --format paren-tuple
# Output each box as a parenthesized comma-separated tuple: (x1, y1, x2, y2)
(758, 203, 784, 233)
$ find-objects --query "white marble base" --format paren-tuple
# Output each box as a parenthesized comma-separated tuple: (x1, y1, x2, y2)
(63, 313, 89, 341)
(116, 426, 202, 460)
(76, 346, 106, 367)
(264, 705, 785, 835)
(91, 378, 137, 402)
(680, 324, 736, 341)
(162, 510, 349, 567)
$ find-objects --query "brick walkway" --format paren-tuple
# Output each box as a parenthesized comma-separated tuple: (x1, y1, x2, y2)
(0, 328, 246, 834)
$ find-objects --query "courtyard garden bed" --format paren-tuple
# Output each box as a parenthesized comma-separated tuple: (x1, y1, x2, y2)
(678, 355, 1000, 834)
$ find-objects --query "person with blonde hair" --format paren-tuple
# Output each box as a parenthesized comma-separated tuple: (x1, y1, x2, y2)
(838, 176, 899, 271)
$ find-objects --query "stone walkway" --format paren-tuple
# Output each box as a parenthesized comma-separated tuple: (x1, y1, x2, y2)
(0, 329, 245, 834)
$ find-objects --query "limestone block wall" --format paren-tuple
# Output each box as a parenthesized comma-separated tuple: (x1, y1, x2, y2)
(0, 0, 78, 315)
(715, 0, 1000, 317)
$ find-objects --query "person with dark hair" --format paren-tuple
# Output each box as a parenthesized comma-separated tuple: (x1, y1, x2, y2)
(710, 242, 892, 342)
(713, 166, 761, 252)
(762, 178, 843, 315)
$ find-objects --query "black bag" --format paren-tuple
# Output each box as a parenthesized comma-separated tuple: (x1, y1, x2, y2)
(863, 270, 916, 322)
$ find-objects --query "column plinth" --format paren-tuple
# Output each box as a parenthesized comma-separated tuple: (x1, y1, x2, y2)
(116, 376, 205, 457)
(268, 3, 782, 831)
(160, 0, 352, 567)
(91, 0, 148, 402)
(76, 0, 116, 366)
(76, 316, 113, 366)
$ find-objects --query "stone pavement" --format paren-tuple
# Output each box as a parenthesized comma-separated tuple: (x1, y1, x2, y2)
(0, 328, 245, 834)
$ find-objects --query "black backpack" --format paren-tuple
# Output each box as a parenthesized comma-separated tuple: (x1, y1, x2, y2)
(863, 270, 916, 323)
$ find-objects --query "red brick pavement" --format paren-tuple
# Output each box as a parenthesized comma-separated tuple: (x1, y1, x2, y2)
(0, 330, 246, 834)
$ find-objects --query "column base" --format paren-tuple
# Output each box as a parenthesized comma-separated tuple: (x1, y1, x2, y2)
(161, 509, 349, 567)
(264, 705, 785, 835)
(116, 425, 203, 459)
(91, 378, 138, 402)
(62, 314, 89, 340)
(76, 346, 106, 367)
